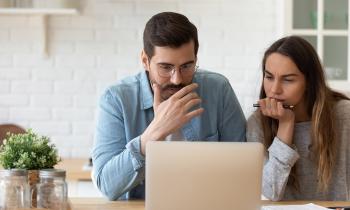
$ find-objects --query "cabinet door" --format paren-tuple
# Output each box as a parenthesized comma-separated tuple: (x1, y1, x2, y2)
(293, 0, 317, 29)
(323, 0, 348, 80)
(287, 0, 350, 89)
(324, 0, 348, 30)
(301, 35, 317, 50)
(324, 36, 348, 80)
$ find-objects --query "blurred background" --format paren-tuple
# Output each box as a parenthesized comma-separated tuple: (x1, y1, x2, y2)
(0, 0, 349, 196)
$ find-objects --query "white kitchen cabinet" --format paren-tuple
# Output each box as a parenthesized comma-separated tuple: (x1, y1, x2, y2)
(284, 0, 350, 91)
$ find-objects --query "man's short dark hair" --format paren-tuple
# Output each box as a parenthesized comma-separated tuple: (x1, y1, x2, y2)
(143, 12, 199, 59)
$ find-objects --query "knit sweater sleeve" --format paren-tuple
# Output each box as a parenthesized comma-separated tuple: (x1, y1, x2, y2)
(334, 99, 350, 200)
(247, 112, 299, 201)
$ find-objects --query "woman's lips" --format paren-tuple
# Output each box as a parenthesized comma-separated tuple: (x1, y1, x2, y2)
(268, 97, 285, 102)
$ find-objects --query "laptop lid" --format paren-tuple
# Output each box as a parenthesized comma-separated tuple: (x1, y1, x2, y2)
(146, 141, 264, 210)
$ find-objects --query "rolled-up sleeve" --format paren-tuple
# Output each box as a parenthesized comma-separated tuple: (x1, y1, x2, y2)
(92, 89, 145, 200)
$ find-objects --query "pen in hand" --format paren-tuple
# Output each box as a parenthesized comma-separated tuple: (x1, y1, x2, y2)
(253, 103, 294, 109)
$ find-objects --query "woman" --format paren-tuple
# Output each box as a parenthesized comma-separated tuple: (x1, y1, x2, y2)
(247, 36, 350, 201)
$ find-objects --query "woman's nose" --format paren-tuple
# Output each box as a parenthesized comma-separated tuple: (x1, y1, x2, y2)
(271, 80, 282, 94)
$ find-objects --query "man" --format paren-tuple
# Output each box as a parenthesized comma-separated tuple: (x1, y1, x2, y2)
(92, 12, 246, 200)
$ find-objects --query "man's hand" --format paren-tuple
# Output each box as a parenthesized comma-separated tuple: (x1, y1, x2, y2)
(140, 83, 204, 155)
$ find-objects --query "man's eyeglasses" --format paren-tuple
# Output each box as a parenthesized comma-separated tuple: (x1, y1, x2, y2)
(153, 62, 199, 78)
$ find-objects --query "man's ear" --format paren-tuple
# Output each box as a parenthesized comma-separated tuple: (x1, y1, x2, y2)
(141, 50, 149, 71)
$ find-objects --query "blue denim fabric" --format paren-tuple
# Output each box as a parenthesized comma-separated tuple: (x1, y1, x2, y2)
(92, 69, 246, 200)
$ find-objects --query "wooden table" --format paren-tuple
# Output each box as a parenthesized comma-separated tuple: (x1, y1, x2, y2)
(0, 158, 91, 181)
(70, 198, 144, 210)
(69, 198, 350, 210)
(55, 158, 92, 181)
(262, 200, 350, 207)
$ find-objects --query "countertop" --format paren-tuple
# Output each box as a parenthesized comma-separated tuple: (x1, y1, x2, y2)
(68, 198, 350, 210)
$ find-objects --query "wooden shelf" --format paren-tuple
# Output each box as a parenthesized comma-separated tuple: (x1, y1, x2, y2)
(0, 8, 78, 15)
(0, 8, 79, 57)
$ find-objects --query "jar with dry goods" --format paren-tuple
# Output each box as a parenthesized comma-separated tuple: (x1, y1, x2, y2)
(0, 169, 30, 210)
(35, 169, 68, 210)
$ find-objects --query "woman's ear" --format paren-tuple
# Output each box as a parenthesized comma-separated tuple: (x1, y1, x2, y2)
(141, 50, 149, 71)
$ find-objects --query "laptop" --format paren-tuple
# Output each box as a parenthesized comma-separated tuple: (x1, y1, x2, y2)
(146, 141, 264, 210)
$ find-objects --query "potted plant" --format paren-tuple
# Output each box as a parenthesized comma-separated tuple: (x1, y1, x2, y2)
(0, 129, 60, 207)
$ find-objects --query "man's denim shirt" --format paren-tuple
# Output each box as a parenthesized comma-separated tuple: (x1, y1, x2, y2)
(92, 70, 246, 200)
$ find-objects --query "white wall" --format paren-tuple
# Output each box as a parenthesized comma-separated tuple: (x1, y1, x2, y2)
(0, 0, 284, 158)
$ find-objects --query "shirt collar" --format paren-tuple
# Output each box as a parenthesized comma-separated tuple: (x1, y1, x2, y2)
(140, 71, 154, 110)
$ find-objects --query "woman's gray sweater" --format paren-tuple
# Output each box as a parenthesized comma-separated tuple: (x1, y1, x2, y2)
(247, 100, 350, 201)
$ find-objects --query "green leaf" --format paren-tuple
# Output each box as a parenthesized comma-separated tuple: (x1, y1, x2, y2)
(0, 129, 60, 170)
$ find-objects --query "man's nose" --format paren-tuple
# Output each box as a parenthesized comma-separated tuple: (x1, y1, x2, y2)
(170, 68, 183, 85)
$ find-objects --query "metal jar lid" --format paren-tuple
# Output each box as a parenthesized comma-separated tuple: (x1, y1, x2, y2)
(39, 169, 66, 178)
(0, 169, 28, 177)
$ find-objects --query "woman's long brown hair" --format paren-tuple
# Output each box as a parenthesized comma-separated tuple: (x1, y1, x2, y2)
(259, 36, 349, 191)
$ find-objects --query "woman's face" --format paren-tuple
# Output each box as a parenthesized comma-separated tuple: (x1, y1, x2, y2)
(263, 53, 306, 108)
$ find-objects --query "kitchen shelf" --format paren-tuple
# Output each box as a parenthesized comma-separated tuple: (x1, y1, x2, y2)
(0, 8, 78, 15)
(0, 8, 79, 57)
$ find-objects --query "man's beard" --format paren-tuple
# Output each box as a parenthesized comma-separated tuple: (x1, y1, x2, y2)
(158, 83, 186, 100)
(162, 84, 186, 91)
(147, 72, 189, 100)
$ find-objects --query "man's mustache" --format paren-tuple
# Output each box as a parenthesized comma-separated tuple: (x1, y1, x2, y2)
(162, 84, 186, 90)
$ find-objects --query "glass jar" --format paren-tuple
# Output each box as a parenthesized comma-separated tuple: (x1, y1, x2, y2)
(36, 169, 68, 210)
(0, 169, 30, 209)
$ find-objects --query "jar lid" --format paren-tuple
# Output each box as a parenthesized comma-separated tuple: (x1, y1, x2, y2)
(39, 169, 66, 178)
(0, 169, 28, 176)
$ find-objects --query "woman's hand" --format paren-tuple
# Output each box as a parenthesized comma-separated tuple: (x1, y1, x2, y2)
(258, 98, 295, 146)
